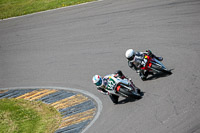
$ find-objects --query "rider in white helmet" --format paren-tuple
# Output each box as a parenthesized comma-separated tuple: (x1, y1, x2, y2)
(92, 70, 127, 104)
(125, 49, 163, 80)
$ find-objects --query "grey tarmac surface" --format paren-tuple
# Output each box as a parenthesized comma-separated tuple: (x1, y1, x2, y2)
(0, 0, 200, 133)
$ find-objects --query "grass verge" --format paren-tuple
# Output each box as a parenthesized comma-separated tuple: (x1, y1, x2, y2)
(0, 0, 95, 19)
(0, 98, 62, 133)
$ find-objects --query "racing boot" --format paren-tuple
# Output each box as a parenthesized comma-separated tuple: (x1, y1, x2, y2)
(139, 70, 147, 81)
(156, 57, 163, 61)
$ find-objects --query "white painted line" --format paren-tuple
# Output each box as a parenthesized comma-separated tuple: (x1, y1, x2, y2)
(0, 0, 104, 22)
(0, 86, 103, 133)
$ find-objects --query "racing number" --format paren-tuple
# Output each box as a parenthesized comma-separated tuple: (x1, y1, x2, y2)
(106, 78, 116, 90)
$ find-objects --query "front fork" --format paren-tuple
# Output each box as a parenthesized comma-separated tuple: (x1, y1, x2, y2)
(120, 80, 137, 93)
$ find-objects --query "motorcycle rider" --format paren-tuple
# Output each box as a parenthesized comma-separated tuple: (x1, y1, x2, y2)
(125, 49, 163, 80)
(92, 70, 128, 104)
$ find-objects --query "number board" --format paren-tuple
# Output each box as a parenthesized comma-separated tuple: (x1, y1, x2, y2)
(106, 78, 117, 91)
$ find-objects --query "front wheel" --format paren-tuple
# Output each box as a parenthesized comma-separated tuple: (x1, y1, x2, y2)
(151, 64, 171, 74)
(119, 87, 141, 99)
(161, 69, 172, 74)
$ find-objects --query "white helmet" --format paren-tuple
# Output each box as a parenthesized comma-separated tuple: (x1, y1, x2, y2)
(125, 49, 135, 60)
(92, 75, 103, 87)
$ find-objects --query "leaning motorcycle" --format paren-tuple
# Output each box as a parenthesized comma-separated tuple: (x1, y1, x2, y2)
(104, 75, 142, 103)
(140, 55, 172, 79)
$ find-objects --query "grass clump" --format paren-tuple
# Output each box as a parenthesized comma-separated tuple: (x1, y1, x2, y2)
(0, 0, 95, 19)
(0, 98, 62, 133)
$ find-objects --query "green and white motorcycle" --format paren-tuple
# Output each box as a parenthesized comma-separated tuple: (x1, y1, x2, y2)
(104, 74, 142, 103)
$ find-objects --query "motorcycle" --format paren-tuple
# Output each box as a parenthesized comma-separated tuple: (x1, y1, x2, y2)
(104, 75, 142, 103)
(140, 55, 172, 78)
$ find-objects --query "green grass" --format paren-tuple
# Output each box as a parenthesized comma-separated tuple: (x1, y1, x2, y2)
(0, 98, 62, 133)
(0, 0, 95, 19)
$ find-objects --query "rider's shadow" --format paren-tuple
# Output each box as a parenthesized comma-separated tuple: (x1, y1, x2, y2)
(117, 92, 145, 104)
(146, 69, 173, 81)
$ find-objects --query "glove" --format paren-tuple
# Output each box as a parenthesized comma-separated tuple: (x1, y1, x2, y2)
(146, 50, 152, 56)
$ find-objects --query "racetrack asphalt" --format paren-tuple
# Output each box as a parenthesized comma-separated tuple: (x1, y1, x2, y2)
(0, 0, 200, 133)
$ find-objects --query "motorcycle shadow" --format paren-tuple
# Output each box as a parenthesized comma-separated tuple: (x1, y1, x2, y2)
(146, 69, 173, 81)
(117, 92, 145, 104)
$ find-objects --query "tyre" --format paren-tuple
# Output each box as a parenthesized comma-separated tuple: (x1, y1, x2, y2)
(151, 64, 171, 74)
(119, 87, 133, 96)
(162, 69, 172, 75)
(133, 94, 142, 99)
(151, 64, 163, 71)
(119, 87, 141, 99)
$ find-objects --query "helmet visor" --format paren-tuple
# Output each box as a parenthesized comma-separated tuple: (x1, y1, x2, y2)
(128, 56, 134, 61)
(95, 78, 102, 86)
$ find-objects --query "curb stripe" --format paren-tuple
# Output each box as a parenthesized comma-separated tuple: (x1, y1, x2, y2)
(16, 89, 47, 99)
(0, 90, 8, 94)
(51, 94, 88, 110)
(38, 90, 75, 104)
(27, 89, 58, 101)
(0, 89, 36, 99)
(16, 89, 57, 100)
(60, 100, 95, 117)
(59, 108, 96, 129)
(55, 120, 90, 133)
